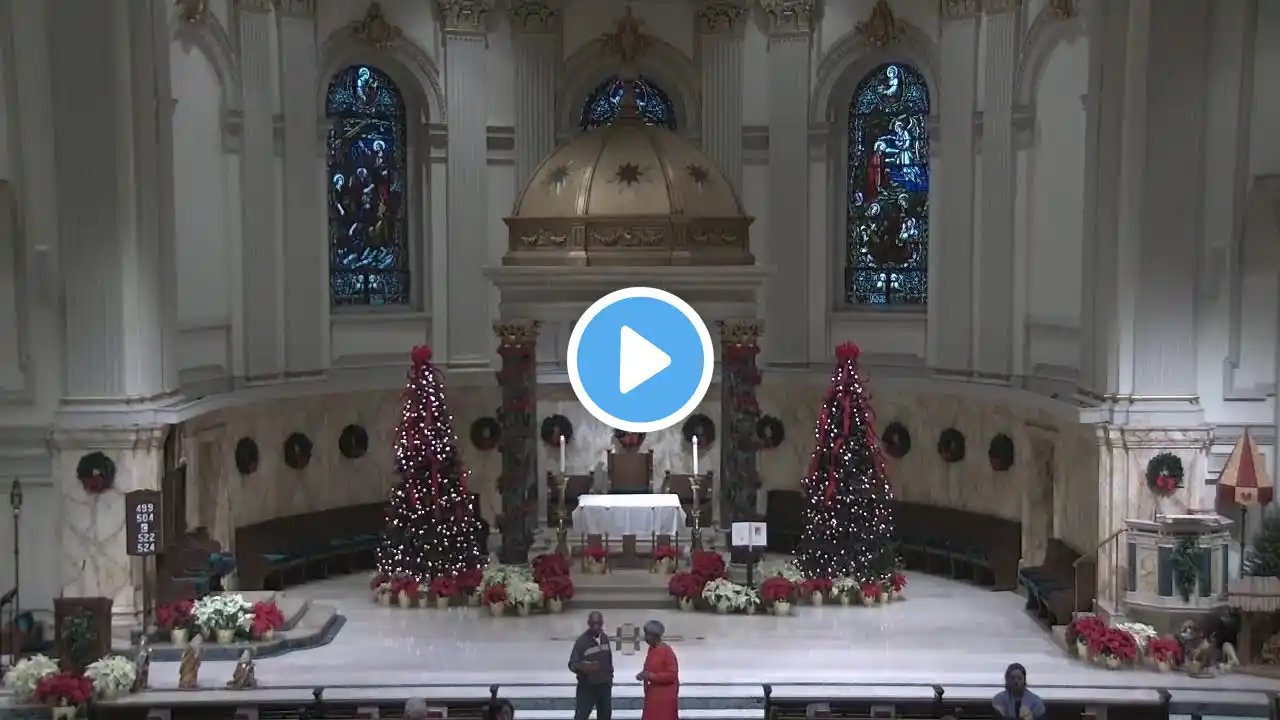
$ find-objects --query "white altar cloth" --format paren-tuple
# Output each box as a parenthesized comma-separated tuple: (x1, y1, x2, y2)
(572, 494, 687, 537)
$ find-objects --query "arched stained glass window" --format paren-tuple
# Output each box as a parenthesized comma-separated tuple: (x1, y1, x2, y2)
(326, 65, 410, 307)
(846, 63, 931, 305)
(579, 75, 676, 131)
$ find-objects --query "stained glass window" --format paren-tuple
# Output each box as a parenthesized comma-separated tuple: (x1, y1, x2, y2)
(326, 65, 410, 307)
(579, 75, 676, 131)
(846, 63, 931, 305)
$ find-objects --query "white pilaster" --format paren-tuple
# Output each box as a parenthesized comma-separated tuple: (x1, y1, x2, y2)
(931, 2, 979, 372)
(438, 0, 493, 368)
(975, 0, 1021, 377)
(759, 0, 814, 367)
(510, 1, 561, 190)
(276, 0, 327, 376)
(697, 1, 747, 192)
(47, 0, 178, 401)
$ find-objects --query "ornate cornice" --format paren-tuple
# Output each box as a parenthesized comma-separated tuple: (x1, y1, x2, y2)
(436, 0, 493, 35)
(941, 0, 982, 20)
(698, 1, 748, 36)
(983, 0, 1023, 14)
(718, 319, 764, 347)
(509, 0, 561, 33)
(272, 0, 316, 17)
(49, 427, 168, 452)
(494, 319, 542, 347)
(758, 0, 816, 36)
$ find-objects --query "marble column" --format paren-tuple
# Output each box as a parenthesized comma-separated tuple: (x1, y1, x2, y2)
(276, 0, 326, 376)
(52, 427, 167, 631)
(437, 0, 493, 369)
(974, 0, 1021, 378)
(931, 1, 980, 372)
(758, 0, 814, 367)
(509, 1, 561, 190)
(237, 0, 283, 380)
(718, 320, 764, 536)
(494, 319, 540, 564)
(47, 0, 178, 402)
(697, 1, 747, 193)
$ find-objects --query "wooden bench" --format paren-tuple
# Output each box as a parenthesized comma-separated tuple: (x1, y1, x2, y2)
(156, 527, 232, 603)
(234, 502, 385, 591)
(1018, 537, 1096, 626)
(893, 501, 1021, 590)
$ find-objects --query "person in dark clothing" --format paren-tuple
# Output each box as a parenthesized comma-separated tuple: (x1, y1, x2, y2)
(568, 611, 613, 720)
(991, 663, 1045, 719)
(485, 699, 514, 720)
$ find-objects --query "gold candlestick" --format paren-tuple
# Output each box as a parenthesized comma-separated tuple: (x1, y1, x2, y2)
(688, 473, 703, 551)
(555, 472, 570, 558)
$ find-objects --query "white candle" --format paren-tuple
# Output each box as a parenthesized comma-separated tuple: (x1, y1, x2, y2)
(559, 435, 566, 473)
(692, 436, 699, 476)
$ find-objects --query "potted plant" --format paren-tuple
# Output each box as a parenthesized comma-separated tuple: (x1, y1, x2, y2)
(803, 578, 832, 605)
(859, 580, 880, 606)
(458, 568, 483, 605)
(690, 550, 726, 581)
(391, 577, 421, 608)
(1066, 616, 1107, 660)
(540, 575, 575, 613)
(251, 601, 285, 641)
(193, 594, 252, 643)
(429, 577, 459, 610)
(652, 545, 679, 574)
(876, 577, 891, 604)
(85, 655, 137, 700)
(761, 576, 795, 615)
(2, 653, 58, 702)
(702, 578, 752, 614)
(667, 572, 704, 612)
(584, 544, 608, 574)
(832, 577, 858, 606)
(370, 573, 392, 606)
(1147, 637, 1183, 672)
(33, 671, 92, 720)
(508, 579, 543, 616)
(483, 583, 508, 616)
(1100, 627, 1137, 669)
(889, 571, 907, 600)
(156, 599, 194, 645)
(533, 553, 570, 583)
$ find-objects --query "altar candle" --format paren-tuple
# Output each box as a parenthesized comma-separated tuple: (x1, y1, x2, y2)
(693, 436, 699, 476)
(559, 435, 566, 472)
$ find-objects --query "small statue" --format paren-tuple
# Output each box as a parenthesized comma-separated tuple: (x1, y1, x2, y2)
(226, 649, 257, 690)
(132, 637, 152, 692)
(178, 635, 203, 690)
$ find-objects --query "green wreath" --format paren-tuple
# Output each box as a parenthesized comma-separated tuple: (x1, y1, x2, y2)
(1145, 452, 1184, 496)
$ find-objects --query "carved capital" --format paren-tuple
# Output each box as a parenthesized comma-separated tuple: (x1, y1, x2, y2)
(717, 319, 764, 348)
(941, 0, 981, 20)
(983, 0, 1023, 14)
(509, 0, 561, 33)
(234, 0, 274, 14)
(758, 0, 816, 36)
(1047, 0, 1076, 19)
(272, 0, 316, 17)
(494, 319, 542, 348)
(436, 0, 493, 34)
(698, 1, 748, 35)
(175, 0, 211, 23)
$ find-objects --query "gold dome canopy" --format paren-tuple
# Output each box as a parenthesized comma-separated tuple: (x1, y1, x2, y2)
(503, 100, 754, 267)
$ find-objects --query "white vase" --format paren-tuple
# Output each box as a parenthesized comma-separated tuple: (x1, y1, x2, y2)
(715, 601, 730, 614)
(258, 629, 275, 642)
(877, 592, 889, 604)
(891, 590, 903, 601)
(468, 592, 480, 606)
(678, 597, 695, 612)
(548, 598, 564, 613)
(1075, 641, 1089, 659)
(169, 628, 188, 646)
(773, 601, 791, 616)
(838, 595, 850, 607)
(435, 597, 451, 610)
(398, 591, 413, 608)
(51, 705, 77, 720)
(378, 592, 391, 607)
(745, 604, 756, 615)
(1156, 660, 1171, 672)
(517, 604, 531, 617)
(488, 603, 505, 617)
(811, 592, 824, 606)
(215, 628, 236, 644)
(861, 594, 874, 606)
(1105, 655, 1121, 670)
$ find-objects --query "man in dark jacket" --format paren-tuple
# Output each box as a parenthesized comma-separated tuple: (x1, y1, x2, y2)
(568, 611, 613, 720)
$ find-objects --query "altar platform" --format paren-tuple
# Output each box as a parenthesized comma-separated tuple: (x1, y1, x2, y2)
(87, 571, 1280, 718)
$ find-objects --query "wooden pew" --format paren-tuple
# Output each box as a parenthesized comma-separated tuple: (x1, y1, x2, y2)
(893, 501, 1021, 590)
(1019, 537, 1095, 626)
(235, 502, 386, 591)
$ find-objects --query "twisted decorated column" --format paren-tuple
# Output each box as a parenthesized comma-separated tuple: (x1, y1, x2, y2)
(494, 320, 540, 563)
(718, 320, 764, 535)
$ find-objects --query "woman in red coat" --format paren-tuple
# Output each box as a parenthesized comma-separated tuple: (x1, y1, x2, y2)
(637, 620, 679, 720)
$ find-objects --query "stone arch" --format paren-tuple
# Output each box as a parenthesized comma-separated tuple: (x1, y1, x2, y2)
(318, 28, 446, 124)
(558, 37, 700, 141)
(171, 14, 241, 110)
(811, 22, 940, 123)
(1013, 6, 1084, 107)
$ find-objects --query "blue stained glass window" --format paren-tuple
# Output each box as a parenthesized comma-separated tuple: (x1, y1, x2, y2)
(326, 65, 410, 307)
(579, 75, 676, 131)
(846, 63, 931, 305)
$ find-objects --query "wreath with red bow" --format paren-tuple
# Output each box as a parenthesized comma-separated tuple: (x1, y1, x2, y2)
(1146, 452, 1184, 496)
(614, 429, 646, 449)
(77, 452, 116, 494)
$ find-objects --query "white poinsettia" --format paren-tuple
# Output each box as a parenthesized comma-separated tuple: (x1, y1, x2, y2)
(483, 564, 532, 589)
(1114, 621, 1158, 652)
(701, 578, 757, 610)
(2, 654, 58, 700)
(832, 576, 859, 596)
(506, 579, 543, 607)
(764, 560, 806, 583)
(193, 593, 254, 633)
(85, 655, 137, 697)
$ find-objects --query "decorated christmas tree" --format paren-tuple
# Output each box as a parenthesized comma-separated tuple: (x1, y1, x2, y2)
(378, 345, 485, 580)
(795, 342, 897, 581)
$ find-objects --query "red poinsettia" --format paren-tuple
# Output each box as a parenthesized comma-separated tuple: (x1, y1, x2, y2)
(761, 577, 796, 604)
(456, 568, 483, 594)
(369, 573, 390, 590)
(156, 599, 193, 631)
(540, 575, 575, 601)
(1065, 616, 1108, 647)
(667, 572, 706, 600)
(390, 577, 422, 599)
(803, 578, 833, 597)
(34, 673, 92, 707)
(251, 600, 285, 637)
(1102, 628, 1138, 662)
(533, 553, 570, 581)
(889, 572, 907, 592)
(690, 550, 725, 581)
(1147, 637, 1183, 665)
(482, 583, 507, 605)
(430, 577, 459, 599)
(653, 545, 679, 561)
(860, 580, 881, 599)
(584, 544, 608, 561)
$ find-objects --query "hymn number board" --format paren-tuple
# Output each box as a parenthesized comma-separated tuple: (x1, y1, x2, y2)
(124, 489, 164, 557)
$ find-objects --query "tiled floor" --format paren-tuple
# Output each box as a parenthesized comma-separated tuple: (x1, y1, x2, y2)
(144, 571, 1280, 695)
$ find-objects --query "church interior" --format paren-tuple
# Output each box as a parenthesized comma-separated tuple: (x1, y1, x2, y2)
(3, 0, 1280, 717)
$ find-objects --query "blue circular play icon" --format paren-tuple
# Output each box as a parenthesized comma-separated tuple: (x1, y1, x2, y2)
(567, 287, 714, 433)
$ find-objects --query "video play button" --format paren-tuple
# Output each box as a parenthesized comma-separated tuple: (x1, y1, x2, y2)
(568, 287, 714, 433)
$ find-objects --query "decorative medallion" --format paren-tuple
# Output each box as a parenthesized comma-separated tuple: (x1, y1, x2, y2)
(856, 0, 904, 47)
(697, 1, 747, 35)
(1047, 0, 1076, 19)
(508, 0, 559, 31)
(350, 3, 402, 48)
(436, 0, 493, 34)
(175, 0, 210, 23)
(603, 6, 652, 65)
(759, 0, 816, 35)
(686, 164, 710, 188)
(615, 162, 645, 187)
(545, 163, 573, 193)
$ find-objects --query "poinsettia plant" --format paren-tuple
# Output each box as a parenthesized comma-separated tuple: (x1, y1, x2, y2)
(369, 573, 391, 594)
(457, 568, 483, 594)
(540, 575, 575, 601)
(156, 599, 193, 632)
(251, 600, 285, 638)
(1066, 615, 1108, 649)
(33, 672, 92, 707)
(653, 545, 679, 561)
(1147, 637, 1183, 665)
(390, 577, 422, 599)
(761, 577, 795, 604)
(430, 577, 459, 599)
(690, 550, 725, 580)
(584, 544, 608, 562)
(889, 572, 907, 592)
(860, 580, 880, 600)
(803, 578, 833, 597)
(667, 571, 705, 600)
(482, 583, 507, 605)
(1102, 628, 1138, 663)
(533, 553, 570, 581)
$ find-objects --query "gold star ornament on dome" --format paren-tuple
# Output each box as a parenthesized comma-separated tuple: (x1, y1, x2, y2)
(686, 164, 710, 187)
(545, 163, 572, 193)
(615, 162, 644, 187)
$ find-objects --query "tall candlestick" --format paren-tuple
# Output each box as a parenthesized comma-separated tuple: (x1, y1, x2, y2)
(692, 436, 699, 476)
(559, 435, 566, 473)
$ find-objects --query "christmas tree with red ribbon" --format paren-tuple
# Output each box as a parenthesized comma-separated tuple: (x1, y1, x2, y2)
(795, 342, 898, 582)
(377, 345, 485, 581)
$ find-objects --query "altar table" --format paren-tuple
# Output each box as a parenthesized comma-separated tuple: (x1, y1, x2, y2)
(572, 494, 687, 537)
